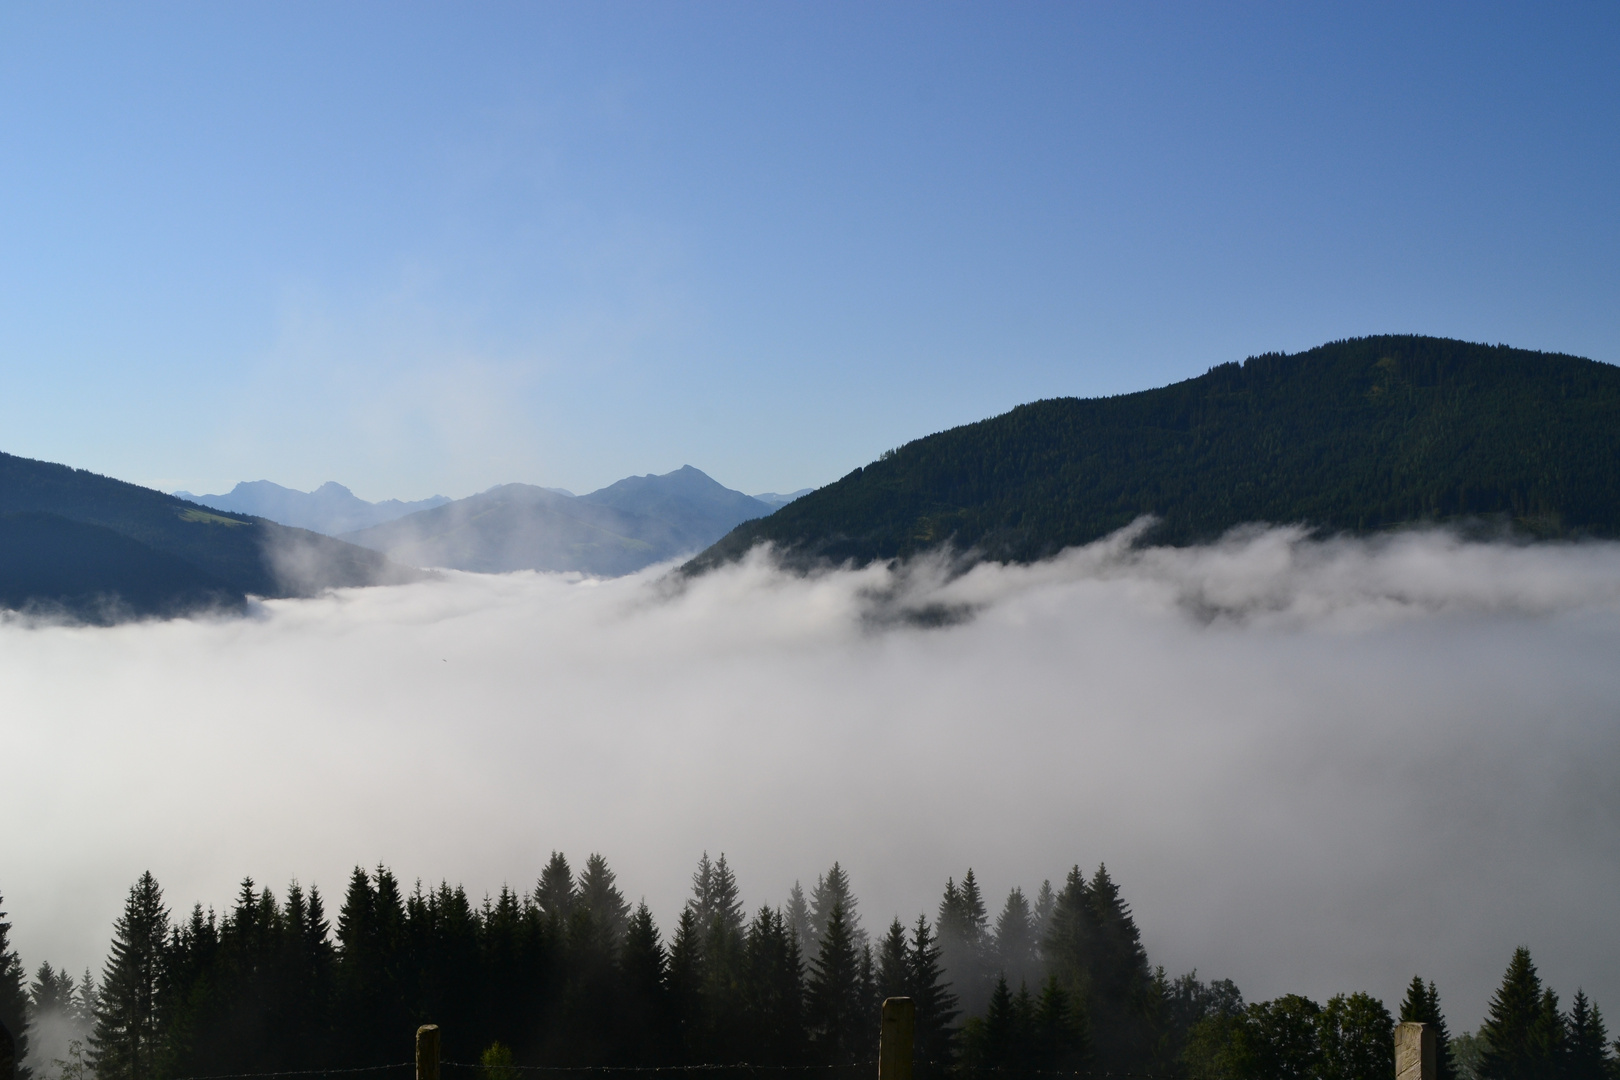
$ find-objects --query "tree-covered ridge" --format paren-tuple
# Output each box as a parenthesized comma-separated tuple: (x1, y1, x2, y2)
(688, 336, 1620, 572)
(0, 451, 413, 620)
(12, 860, 1616, 1080)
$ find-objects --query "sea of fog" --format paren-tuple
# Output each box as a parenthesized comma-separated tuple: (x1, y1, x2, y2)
(4, 524, 1619, 1030)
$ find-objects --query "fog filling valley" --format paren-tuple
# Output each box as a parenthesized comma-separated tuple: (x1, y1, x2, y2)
(5, 525, 1619, 1030)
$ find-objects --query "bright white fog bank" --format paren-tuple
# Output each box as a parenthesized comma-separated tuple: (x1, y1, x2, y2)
(5, 525, 1620, 1028)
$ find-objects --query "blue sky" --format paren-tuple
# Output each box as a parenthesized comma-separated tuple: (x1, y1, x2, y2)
(1, 2, 1615, 500)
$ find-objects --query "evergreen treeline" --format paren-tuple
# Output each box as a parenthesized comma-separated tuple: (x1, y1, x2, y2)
(687, 336, 1620, 574)
(6, 869, 1618, 1080)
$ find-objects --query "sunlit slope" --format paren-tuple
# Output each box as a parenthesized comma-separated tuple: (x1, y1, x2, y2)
(0, 450, 410, 618)
(688, 336, 1620, 571)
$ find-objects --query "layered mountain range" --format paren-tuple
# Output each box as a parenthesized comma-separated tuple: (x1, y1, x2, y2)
(7, 334, 1617, 622)
(340, 466, 778, 576)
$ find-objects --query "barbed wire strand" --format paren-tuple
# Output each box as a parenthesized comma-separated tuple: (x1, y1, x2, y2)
(170, 1065, 413, 1080)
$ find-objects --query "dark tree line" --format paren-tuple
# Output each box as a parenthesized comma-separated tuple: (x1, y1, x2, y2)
(6, 867, 1617, 1080)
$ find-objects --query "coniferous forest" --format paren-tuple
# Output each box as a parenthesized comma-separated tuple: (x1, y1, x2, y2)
(1, 860, 1615, 1080)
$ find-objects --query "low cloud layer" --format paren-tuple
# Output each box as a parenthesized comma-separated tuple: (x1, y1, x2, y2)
(5, 526, 1619, 1030)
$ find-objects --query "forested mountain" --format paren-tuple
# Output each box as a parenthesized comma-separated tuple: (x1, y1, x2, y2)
(0, 451, 414, 622)
(344, 467, 774, 576)
(173, 481, 451, 535)
(687, 336, 1620, 573)
(13, 859, 1610, 1080)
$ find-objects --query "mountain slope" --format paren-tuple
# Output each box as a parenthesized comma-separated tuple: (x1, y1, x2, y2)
(0, 513, 242, 621)
(344, 467, 774, 576)
(0, 451, 415, 618)
(687, 336, 1620, 572)
(174, 480, 450, 535)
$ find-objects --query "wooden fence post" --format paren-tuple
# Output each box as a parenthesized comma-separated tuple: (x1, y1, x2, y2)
(417, 1024, 441, 1080)
(1396, 1021, 1436, 1080)
(0, 1015, 15, 1080)
(880, 997, 915, 1080)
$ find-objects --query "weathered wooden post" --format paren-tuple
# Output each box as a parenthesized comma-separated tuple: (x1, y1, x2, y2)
(1396, 1021, 1436, 1080)
(0, 1015, 15, 1080)
(417, 1024, 441, 1080)
(880, 997, 915, 1080)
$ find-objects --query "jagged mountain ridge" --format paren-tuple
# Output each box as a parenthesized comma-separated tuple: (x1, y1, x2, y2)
(174, 480, 451, 535)
(342, 466, 775, 576)
(687, 335, 1620, 573)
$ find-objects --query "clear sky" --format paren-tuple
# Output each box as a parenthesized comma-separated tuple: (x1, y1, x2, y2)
(1, 2, 1615, 500)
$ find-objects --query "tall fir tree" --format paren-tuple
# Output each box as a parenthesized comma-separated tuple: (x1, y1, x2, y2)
(784, 884, 813, 959)
(91, 873, 170, 1080)
(1565, 991, 1612, 1080)
(1480, 949, 1563, 1080)
(877, 919, 911, 1001)
(666, 905, 706, 1062)
(936, 872, 990, 1020)
(619, 902, 671, 1065)
(535, 853, 576, 930)
(1031, 882, 1056, 964)
(0, 891, 30, 1080)
(993, 887, 1039, 991)
(1034, 974, 1091, 1074)
(907, 915, 959, 1073)
(1400, 977, 1457, 1080)
(806, 904, 863, 1065)
(576, 855, 630, 950)
(740, 907, 805, 1065)
(809, 864, 864, 952)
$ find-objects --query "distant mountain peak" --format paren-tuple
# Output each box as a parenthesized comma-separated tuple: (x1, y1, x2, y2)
(176, 481, 451, 536)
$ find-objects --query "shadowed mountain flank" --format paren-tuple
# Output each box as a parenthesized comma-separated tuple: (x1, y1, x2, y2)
(0, 451, 418, 621)
(687, 335, 1620, 573)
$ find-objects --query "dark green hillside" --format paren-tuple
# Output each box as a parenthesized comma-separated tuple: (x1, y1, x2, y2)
(0, 450, 412, 619)
(688, 336, 1620, 571)
(0, 513, 244, 622)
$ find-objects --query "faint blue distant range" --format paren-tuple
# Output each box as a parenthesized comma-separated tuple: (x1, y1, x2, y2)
(340, 466, 790, 577)
(753, 489, 813, 508)
(173, 481, 452, 536)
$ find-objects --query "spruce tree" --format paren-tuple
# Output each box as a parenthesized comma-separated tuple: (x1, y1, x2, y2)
(963, 974, 1016, 1068)
(806, 903, 863, 1064)
(908, 915, 959, 1071)
(536, 853, 576, 929)
(91, 872, 170, 1080)
(1034, 974, 1090, 1073)
(667, 906, 705, 1061)
(619, 902, 671, 1064)
(1480, 948, 1560, 1080)
(936, 873, 990, 1020)
(878, 919, 911, 1001)
(576, 855, 631, 949)
(1565, 991, 1612, 1080)
(1400, 977, 1457, 1080)
(784, 884, 813, 958)
(993, 888, 1038, 991)
(0, 891, 29, 1080)
(31, 963, 78, 1014)
(1031, 882, 1056, 963)
(741, 907, 805, 1065)
(810, 864, 863, 952)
